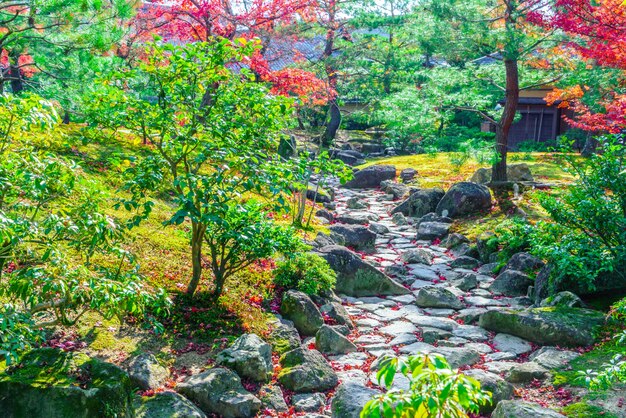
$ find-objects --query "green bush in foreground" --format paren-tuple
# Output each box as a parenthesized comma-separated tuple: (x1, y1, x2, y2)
(361, 354, 491, 418)
(274, 253, 336, 296)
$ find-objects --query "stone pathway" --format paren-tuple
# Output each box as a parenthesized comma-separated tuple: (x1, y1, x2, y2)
(315, 183, 580, 416)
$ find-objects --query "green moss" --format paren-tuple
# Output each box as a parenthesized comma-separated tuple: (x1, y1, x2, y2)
(553, 343, 624, 387)
(272, 338, 295, 355)
(562, 401, 618, 418)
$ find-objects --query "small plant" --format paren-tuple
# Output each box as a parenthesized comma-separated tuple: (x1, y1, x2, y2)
(274, 252, 336, 295)
(361, 354, 491, 418)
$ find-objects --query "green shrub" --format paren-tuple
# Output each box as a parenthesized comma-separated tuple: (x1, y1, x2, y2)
(274, 253, 336, 295)
(361, 354, 491, 418)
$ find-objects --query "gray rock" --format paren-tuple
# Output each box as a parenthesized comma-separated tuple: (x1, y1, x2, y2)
(316, 209, 334, 222)
(277, 348, 339, 393)
(292, 392, 326, 412)
(391, 188, 445, 217)
(331, 382, 381, 418)
(177, 368, 261, 418)
(479, 307, 605, 347)
(320, 302, 354, 329)
(530, 347, 581, 370)
(317, 246, 410, 297)
(452, 324, 490, 341)
(342, 165, 396, 189)
(441, 233, 470, 249)
(391, 212, 408, 225)
(503, 252, 545, 273)
(401, 248, 435, 265)
(489, 270, 533, 297)
(315, 325, 357, 354)
(540, 291, 584, 308)
(329, 224, 376, 250)
(216, 334, 273, 382)
(449, 273, 478, 291)
(505, 362, 549, 383)
(314, 232, 336, 248)
(128, 353, 169, 390)
(491, 400, 566, 418)
(470, 164, 534, 184)
(400, 168, 417, 182)
(380, 180, 409, 199)
(450, 256, 480, 269)
(421, 327, 453, 343)
(463, 369, 514, 413)
(134, 391, 207, 418)
(335, 212, 379, 225)
(346, 197, 368, 210)
(258, 384, 288, 412)
(369, 222, 390, 235)
(415, 286, 463, 309)
(436, 182, 492, 218)
(416, 221, 451, 241)
(457, 307, 488, 324)
(281, 290, 324, 336)
(269, 318, 301, 354)
(434, 347, 481, 368)
(492, 333, 532, 355)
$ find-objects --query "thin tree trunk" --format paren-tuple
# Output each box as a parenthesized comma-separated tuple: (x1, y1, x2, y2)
(581, 133, 598, 157)
(187, 222, 205, 296)
(492, 58, 519, 183)
(322, 102, 341, 147)
(8, 52, 23, 94)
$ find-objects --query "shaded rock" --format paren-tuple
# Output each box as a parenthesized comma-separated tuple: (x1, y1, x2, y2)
(421, 327, 452, 343)
(392, 212, 408, 225)
(316, 245, 409, 297)
(441, 233, 470, 249)
(489, 270, 533, 297)
(346, 197, 368, 210)
(329, 224, 376, 251)
(415, 286, 463, 309)
(400, 168, 417, 182)
(281, 290, 324, 336)
(492, 400, 566, 418)
(0, 348, 133, 418)
(342, 165, 396, 189)
(134, 391, 207, 418)
(401, 248, 435, 265)
(216, 334, 273, 382)
(380, 180, 409, 199)
(529, 347, 581, 370)
(436, 182, 492, 218)
(258, 384, 288, 412)
(313, 232, 335, 248)
(269, 319, 301, 354)
(331, 382, 380, 418)
(416, 222, 451, 241)
(505, 362, 548, 383)
(315, 325, 357, 354)
(540, 291, 584, 308)
(277, 348, 338, 393)
(450, 256, 480, 269)
(292, 393, 326, 412)
(320, 302, 354, 329)
(434, 347, 481, 368)
(315, 209, 334, 222)
(492, 334, 532, 355)
(335, 212, 379, 226)
(177, 368, 261, 418)
(476, 232, 497, 263)
(128, 353, 169, 390)
(449, 273, 478, 291)
(368, 222, 390, 235)
(479, 307, 605, 347)
(464, 369, 514, 413)
(503, 252, 544, 273)
(306, 185, 333, 203)
(391, 188, 445, 217)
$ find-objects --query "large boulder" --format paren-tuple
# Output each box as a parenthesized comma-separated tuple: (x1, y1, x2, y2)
(269, 318, 301, 354)
(277, 348, 338, 393)
(331, 382, 380, 418)
(0, 348, 134, 418)
(329, 225, 376, 251)
(335, 212, 379, 225)
(416, 221, 452, 241)
(463, 369, 514, 413)
(134, 391, 207, 418)
(479, 307, 606, 347)
(316, 245, 410, 297)
(380, 180, 409, 200)
(342, 165, 396, 189)
(177, 368, 261, 418)
(503, 252, 544, 273)
(315, 325, 357, 355)
(128, 353, 169, 390)
(470, 164, 535, 184)
(216, 334, 273, 382)
(391, 188, 445, 217)
(489, 270, 533, 297)
(436, 182, 492, 218)
(491, 400, 566, 418)
(281, 290, 324, 336)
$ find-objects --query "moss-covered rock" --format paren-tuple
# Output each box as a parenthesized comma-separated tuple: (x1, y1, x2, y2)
(277, 347, 338, 393)
(478, 307, 605, 347)
(133, 392, 206, 418)
(0, 348, 134, 418)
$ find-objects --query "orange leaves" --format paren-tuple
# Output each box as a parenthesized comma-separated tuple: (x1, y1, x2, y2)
(545, 86, 585, 108)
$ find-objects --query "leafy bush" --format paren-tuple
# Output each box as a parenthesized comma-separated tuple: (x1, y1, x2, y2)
(274, 253, 336, 295)
(361, 354, 491, 417)
(516, 140, 551, 152)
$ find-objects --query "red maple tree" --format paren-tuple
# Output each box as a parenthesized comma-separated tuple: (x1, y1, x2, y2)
(531, 0, 626, 132)
(134, 0, 331, 105)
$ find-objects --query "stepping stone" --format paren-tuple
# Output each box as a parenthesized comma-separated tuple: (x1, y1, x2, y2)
(485, 352, 517, 362)
(407, 266, 439, 281)
(388, 333, 418, 346)
(530, 347, 581, 370)
(452, 325, 490, 341)
(374, 308, 407, 322)
(505, 362, 549, 383)
(328, 352, 369, 368)
(465, 342, 493, 354)
(415, 286, 464, 309)
(465, 296, 507, 307)
(493, 333, 532, 355)
(437, 337, 469, 347)
(356, 297, 396, 306)
(336, 369, 368, 384)
(355, 318, 381, 328)
(389, 294, 416, 304)
(411, 279, 435, 290)
(484, 361, 517, 374)
(424, 308, 456, 317)
(405, 314, 459, 331)
(379, 321, 418, 336)
(354, 334, 386, 344)
(421, 327, 452, 343)
(398, 342, 436, 355)
(433, 346, 481, 368)
(457, 307, 488, 324)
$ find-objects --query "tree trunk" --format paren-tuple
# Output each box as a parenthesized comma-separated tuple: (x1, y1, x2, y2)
(322, 102, 341, 147)
(8, 51, 23, 94)
(581, 134, 598, 157)
(187, 222, 205, 296)
(212, 271, 225, 299)
(492, 58, 519, 182)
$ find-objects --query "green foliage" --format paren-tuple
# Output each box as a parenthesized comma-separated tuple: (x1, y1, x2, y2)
(361, 354, 491, 418)
(274, 253, 336, 295)
(0, 94, 171, 364)
(87, 39, 296, 297)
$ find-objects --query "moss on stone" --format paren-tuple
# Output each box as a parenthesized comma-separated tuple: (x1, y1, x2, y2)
(562, 401, 618, 418)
